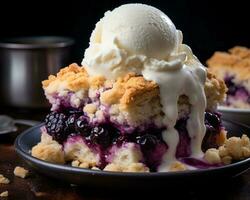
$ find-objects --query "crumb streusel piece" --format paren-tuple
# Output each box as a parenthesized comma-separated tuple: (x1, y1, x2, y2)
(0, 175, 10, 184)
(169, 161, 187, 172)
(103, 163, 149, 172)
(14, 166, 29, 178)
(0, 191, 8, 197)
(204, 134, 250, 164)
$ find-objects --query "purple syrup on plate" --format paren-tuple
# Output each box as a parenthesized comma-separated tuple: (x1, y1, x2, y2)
(179, 157, 222, 169)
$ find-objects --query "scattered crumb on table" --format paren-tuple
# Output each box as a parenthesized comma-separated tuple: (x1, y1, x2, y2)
(0, 191, 8, 197)
(14, 166, 29, 178)
(0, 175, 10, 184)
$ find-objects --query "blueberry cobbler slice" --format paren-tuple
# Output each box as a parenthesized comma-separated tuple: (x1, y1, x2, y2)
(32, 63, 244, 172)
(32, 4, 250, 172)
(207, 46, 250, 108)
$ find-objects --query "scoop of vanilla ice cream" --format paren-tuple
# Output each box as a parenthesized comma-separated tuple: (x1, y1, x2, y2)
(82, 4, 181, 79)
(93, 4, 178, 60)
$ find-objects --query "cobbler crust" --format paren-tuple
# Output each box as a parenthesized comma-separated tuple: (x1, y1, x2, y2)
(64, 136, 99, 167)
(31, 133, 65, 164)
(100, 73, 159, 109)
(207, 46, 250, 80)
(42, 63, 89, 93)
(205, 70, 227, 109)
(43, 64, 226, 113)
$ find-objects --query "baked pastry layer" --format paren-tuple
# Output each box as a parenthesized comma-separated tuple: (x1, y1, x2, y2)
(207, 46, 250, 108)
(42, 63, 226, 127)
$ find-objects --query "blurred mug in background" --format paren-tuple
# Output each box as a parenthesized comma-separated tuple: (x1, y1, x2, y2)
(0, 36, 74, 108)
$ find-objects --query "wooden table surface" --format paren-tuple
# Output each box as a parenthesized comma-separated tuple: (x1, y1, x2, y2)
(0, 108, 250, 200)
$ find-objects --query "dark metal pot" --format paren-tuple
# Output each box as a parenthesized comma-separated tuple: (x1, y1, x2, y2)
(0, 36, 74, 108)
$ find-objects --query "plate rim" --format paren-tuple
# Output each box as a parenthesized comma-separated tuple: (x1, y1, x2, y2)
(218, 106, 250, 113)
(15, 122, 250, 178)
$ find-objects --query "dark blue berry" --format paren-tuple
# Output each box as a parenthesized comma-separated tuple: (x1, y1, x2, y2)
(90, 126, 110, 147)
(227, 85, 237, 95)
(224, 76, 238, 95)
(45, 112, 68, 142)
(112, 135, 127, 145)
(205, 112, 220, 129)
(75, 116, 90, 136)
(205, 124, 217, 134)
(136, 134, 158, 150)
(65, 114, 79, 133)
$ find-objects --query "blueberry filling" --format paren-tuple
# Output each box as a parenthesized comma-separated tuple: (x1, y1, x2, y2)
(175, 118, 191, 158)
(179, 157, 222, 169)
(75, 116, 91, 137)
(202, 111, 222, 151)
(44, 110, 223, 170)
(224, 76, 250, 104)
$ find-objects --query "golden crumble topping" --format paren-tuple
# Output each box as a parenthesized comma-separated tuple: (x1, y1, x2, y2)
(103, 163, 149, 172)
(204, 148, 221, 164)
(205, 70, 227, 108)
(0, 191, 8, 197)
(14, 166, 29, 178)
(204, 134, 250, 164)
(83, 103, 97, 114)
(219, 134, 250, 161)
(169, 161, 187, 171)
(207, 46, 250, 80)
(123, 163, 149, 172)
(42, 63, 89, 93)
(42, 63, 226, 111)
(103, 163, 122, 172)
(71, 160, 90, 168)
(0, 174, 10, 184)
(100, 73, 159, 108)
(229, 46, 250, 59)
(89, 75, 106, 89)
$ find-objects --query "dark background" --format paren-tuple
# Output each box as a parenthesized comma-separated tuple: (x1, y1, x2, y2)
(0, 0, 249, 65)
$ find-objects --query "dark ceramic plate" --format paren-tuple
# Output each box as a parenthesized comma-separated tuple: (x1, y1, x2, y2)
(15, 120, 250, 188)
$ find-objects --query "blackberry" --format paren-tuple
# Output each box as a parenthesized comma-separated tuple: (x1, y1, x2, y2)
(136, 134, 158, 150)
(112, 134, 127, 145)
(65, 114, 79, 133)
(205, 112, 220, 129)
(75, 116, 91, 136)
(45, 112, 67, 142)
(90, 126, 110, 147)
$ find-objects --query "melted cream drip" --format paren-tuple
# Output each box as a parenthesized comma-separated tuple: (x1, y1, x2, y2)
(83, 30, 207, 171)
(142, 45, 206, 171)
